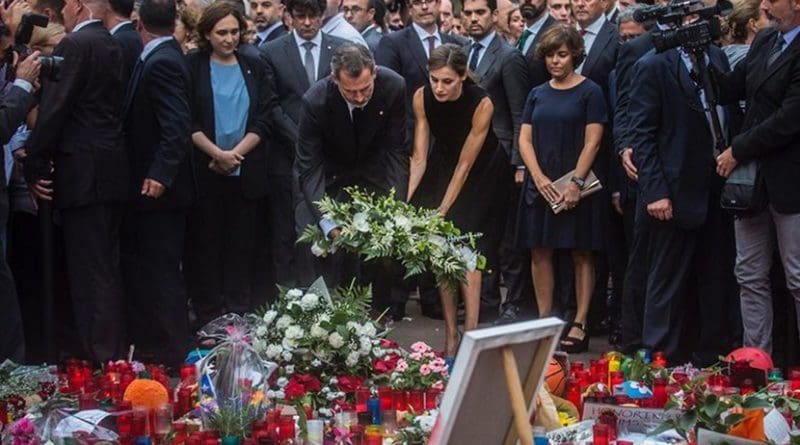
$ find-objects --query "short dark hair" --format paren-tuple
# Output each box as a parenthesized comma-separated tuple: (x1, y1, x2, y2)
(535, 24, 586, 67)
(331, 42, 375, 78)
(196, 1, 248, 51)
(428, 43, 478, 83)
(371, 0, 387, 32)
(464, 0, 496, 12)
(139, 0, 176, 34)
(285, 0, 326, 17)
(109, 0, 135, 18)
(33, 0, 65, 23)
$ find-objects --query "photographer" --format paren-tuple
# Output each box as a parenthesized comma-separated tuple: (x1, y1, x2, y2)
(714, 0, 800, 356)
(0, 50, 40, 362)
(627, 2, 738, 366)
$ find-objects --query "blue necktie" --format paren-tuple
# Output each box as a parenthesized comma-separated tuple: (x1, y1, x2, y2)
(469, 42, 482, 72)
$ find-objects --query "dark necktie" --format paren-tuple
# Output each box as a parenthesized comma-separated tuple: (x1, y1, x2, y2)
(767, 34, 786, 67)
(579, 28, 588, 37)
(469, 42, 482, 72)
(254, 35, 263, 47)
(516, 29, 532, 52)
(302, 41, 316, 85)
(352, 106, 364, 146)
(426, 36, 436, 58)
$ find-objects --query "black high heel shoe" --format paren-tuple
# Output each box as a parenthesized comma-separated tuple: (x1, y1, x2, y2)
(560, 322, 589, 353)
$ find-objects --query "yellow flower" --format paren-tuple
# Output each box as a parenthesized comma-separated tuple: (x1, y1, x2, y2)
(250, 390, 264, 406)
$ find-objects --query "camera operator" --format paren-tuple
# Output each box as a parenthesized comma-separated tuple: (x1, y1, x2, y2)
(627, 2, 739, 366)
(23, 0, 129, 364)
(714, 0, 800, 356)
(0, 50, 40, 362)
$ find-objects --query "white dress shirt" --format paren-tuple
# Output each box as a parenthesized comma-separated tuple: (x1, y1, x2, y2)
(521, 13, 551, 55)
(576, 15, 606, 74)
(412, 22, 442, 58)
(293, 30, 323, 81)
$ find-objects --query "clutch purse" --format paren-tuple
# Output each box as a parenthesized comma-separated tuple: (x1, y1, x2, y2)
(549, 170, 603, 214)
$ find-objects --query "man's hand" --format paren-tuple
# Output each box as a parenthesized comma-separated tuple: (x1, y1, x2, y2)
(716, 147, 738, 178)
(328, 228, 341, 239)
(29, 179, 53, 201)
(514, 169, 524, 186)
(647, 198, 673, 221)
(621, 148, 638, 181)
(141, 178, 165, 198)
(612, 195, 623, 215)
(16, 50, 41, 85)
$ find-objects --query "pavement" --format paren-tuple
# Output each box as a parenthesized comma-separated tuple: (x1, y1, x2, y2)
(385, 295, 611, 364)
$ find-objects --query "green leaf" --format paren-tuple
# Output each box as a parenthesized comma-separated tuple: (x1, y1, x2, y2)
(678, 411, 698, 433)
(742, 397, 772, 409)
(704, 395, 721, 418)
(723, 413, 746, 426)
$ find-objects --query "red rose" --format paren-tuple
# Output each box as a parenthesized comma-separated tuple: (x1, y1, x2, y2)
(379, 339, 399, 349)
(337, 375, 365, 393)
(283, 380, 306, 401)
(294, 374, 323, 393)
(373, 352, 401, 375)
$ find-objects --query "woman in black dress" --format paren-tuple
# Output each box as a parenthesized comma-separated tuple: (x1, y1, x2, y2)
(408, 44, 510, 357)
(517, 25, 607, 353)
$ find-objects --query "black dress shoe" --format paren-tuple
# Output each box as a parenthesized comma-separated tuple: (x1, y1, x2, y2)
(421, 303, 444, 320)
(492, 305, 523, 326)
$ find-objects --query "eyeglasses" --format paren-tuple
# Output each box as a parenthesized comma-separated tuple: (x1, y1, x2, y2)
(342, 5, 365, 13)
(409, 0, 438, 8)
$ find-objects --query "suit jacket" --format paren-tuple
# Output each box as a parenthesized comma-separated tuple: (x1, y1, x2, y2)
(0, 85, 35, 190)
(581, 19, 619, 100)
(265, 24, 288, 43)
(24, 21, 130, 209)
(295, 67, 407, 229)
(613, 31, 654, 152)
(466, 34, 530, 166)
(112, 21, 143, 84)
(522, 14, 558, 88)
(123, 38, 194, 211)
(186, 50, 271, 199)
(629, 47, 733, 229)
(363, 25, 382, 55)
(717, 28, 800, 214)
(261, 32, 348, 176)
(376, 26, 465, 113)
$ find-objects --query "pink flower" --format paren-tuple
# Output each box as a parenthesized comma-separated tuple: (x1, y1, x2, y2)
(420, 364, 432, 376)
(410, 341, 430, 353)
(396, 359, 408, 372)
(431, 357, 446, 368)
(409, 352, 423, 361)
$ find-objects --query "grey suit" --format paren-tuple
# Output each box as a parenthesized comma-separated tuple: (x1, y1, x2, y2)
(261, 31, 348, 288)
(362, 25, 382, 55)
(522, 15, 558, 88)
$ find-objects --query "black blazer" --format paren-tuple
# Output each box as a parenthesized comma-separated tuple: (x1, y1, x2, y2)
(629, 47, 734, 229)
(0, 85, 35, 190)
(261, 32, 348, 176)
(123, 38, 194, 211)
(186, 50, 271, 200)
(25, 21, 129, 209)
(522, 14, 558, 88)
(112, 21, 143, 83)
(294, 67, 408, 229)
(466, 34, 530, 166)
(717, 28, 800, 214)
(581, 19, 619, 102)
(375, 26, 465, 112)
(613, 31, 653, 152)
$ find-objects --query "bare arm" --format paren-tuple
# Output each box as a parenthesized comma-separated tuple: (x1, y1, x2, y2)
(407, 88, 429, 202)
(574, 123, 604, 180)
(519, 122, 561, 204)
(231, 132, 261, 157)
(437, 97, 493, 216)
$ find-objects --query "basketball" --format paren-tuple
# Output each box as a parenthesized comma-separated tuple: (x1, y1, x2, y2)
(546, 357, 568, 397)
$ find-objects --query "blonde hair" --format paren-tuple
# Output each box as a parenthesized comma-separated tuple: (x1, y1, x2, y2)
(29, 23, 66, 51)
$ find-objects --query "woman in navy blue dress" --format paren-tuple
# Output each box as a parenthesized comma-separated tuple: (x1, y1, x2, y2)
(517, 25, 607, 352)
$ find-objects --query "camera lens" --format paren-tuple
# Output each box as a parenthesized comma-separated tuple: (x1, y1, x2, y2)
(38, 55, 64, 81)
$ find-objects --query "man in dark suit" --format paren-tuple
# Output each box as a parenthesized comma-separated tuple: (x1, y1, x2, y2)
(628, 44, 736, 365)
(715, 7, 800, 354)
(517, 0, 556, 87)
(261, 0, 347, 289)
(0, 54, 41, 363)
(295, 43, 407, 305)
(460, 0, 531, 323)
(343, 0, 383, 53)
(24, 0, 129, 364)
(250, 0, 287, 48)
(120, 0, 193, 368)
(104, 0, 142, 83)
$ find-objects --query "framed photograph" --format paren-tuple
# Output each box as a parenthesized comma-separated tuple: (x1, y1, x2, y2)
(429, 318, 565, 445)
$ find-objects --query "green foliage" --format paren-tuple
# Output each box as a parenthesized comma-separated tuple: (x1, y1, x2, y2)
(297, 187, 486, 292)
(206, 399, 260, 438)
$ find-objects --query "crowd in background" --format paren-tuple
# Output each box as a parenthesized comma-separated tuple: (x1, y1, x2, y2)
(0, 0, 797, 374)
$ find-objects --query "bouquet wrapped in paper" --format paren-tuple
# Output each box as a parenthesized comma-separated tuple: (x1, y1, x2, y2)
(195, 314, 277, 430)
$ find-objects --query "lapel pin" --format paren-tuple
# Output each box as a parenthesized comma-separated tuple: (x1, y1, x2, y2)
(379, 111, 384, 116)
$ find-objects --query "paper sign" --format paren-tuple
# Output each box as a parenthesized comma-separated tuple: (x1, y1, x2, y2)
(697, 428, 763, 445)
(582, 402, 682, 433)
(764, 409, 791, 444)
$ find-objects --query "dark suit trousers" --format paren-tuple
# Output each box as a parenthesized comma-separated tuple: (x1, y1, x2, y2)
(61, 204, 126, 363)
(267, 173, 297, 288)
(640, 199, 731, 365)
(0, 190, 25, 363)
(620, 194, 647, 353)
(121, 209, 189, 368)
(186, 176, 258, 327)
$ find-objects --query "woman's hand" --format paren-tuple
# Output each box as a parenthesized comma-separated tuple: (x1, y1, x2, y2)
(533, 172, 561, 204)
(562, 182, 581, 210)
(212, 149, 243, 174)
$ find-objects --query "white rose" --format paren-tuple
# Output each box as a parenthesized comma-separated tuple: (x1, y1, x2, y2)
(358, 323, 377, 338)
(286, 289, 303, 299)
(274, 390, 285, 399)
(317, 350, 330, 361)
(310, 324, 328, 339)
(416, 415, 436, 433)
(310, 242, 327, 257)
(262, 310, 278, 326)
(346, 321, 360, 331)
(311, 359, 322, 367)
(255, 326, 267, 337)
(318, 408, 333, 418)
(321, 386, 330, 393)
(285, 365, 295, 374)
(329, 377, 338, 385)
(282, 337, 298, 350)
(359, 337, 372, 356)
(265, 344, 283, 359)
(458, 246, 478, 272)
(346, 351, 360, 367)
(300, 293, 319, 310)
(281, 350, 293, 362)
(394, 215, 411, 230)
(276, 315, 293, 329)
(285, 325, 305, 340)
(328, 332, 345, 349)
(318, 314, 331, 322)
(326, 392, 338, 401)
(352, 212, 370, 232)
(277, 377, 289, 388)
(265, 390, 276, 398)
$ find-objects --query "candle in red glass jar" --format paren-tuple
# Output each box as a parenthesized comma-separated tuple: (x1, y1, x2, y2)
(652, 351, 667, 368)
(378, 387, 392, 411)
(566, 377, 583, 417)
(0, 401, 8, 427)
(596, 358, 609, 383)
(652, 377, 668, 408)
(610, 371, 624, 390)
(425, 388, 441, 410)
(392, 390, 406, 411)
(79, 392, 98, 410)
(131, 407, 150, 437)
(355, 387, 370, 413)
(570, 361, 585, 377)
(406, 390, 424, 412)
(278, 416, 295, 441)
(592, 424, 609, 445)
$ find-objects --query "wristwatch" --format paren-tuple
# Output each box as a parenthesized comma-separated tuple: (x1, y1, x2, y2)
(570, 176, 586, 189)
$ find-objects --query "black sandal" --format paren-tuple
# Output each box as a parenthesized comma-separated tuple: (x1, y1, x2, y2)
(560, 322, 589, 353)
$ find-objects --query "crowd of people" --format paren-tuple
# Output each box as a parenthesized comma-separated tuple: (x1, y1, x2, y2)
(0, 0, 797, 372)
